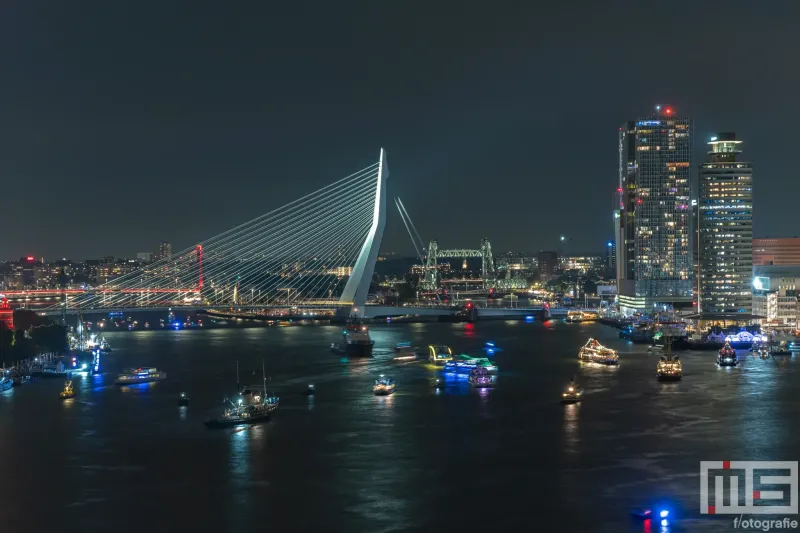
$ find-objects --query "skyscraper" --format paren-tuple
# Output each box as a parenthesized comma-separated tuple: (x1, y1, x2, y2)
(158, 242, 172, 261)
(616, 106, 693, 314)
(606, 240, 616, 279)
(698, 133, 753, 313)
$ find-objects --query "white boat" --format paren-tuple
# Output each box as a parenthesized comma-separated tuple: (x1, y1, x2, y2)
(115, 367, 167, 385)
(657, 349, 682, 380)
(373, 375, 395, 395)
(578, 338, 619, 365)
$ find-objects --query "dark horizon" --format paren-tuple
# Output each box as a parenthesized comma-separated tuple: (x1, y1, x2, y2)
(3, 1, 799, 259)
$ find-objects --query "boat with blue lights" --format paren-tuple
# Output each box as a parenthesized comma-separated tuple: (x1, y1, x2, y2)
(717, 343, 737, 366)
(578, 338, 619, 365)
(331, 321, 374, 357)
(443, 354, 498, 374)
(428, 344, 453, 365)
(114, 367, 167, 385)
(468, 367, 494, 388)
(0, 364, 13, 392)
(205, 361, 279, 428)
(373, 375, 395, 395)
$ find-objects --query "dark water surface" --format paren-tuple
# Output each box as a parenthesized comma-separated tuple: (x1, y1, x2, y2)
(1, 321, 798, 532)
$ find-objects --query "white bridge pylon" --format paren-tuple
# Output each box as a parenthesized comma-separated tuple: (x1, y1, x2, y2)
(46, 149, 389, 314)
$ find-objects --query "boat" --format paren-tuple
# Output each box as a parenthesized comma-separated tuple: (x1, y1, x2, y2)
(304, 384, 316, 396)
(205, 361, 279, 428)
(434, 378, 445, 389)
(758, 347, 770, 359)
(0, 364, 13, 392)
(561, 382, 583, 403)
(565, 311, 583, 323)
(114, 367, 167, 385)
(373, 375, 395, 395)
(717, 343, 737, 366)
(38, 361, 69, 378)
(619, 324, 654, 343)
(59, 380, 75, 399)
(468, 367, 494, 388)
(656, 342, 682, 380)
(178, 392, 190, 406)
(578, 338, 619, 365)
(443, 354, 498, 374)
(331, 321, 374, 357)
(428, 344, 454, 365)
(392, 342, 418, 361)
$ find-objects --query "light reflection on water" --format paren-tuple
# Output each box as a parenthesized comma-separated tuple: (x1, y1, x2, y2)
(562, 402, 580, 454)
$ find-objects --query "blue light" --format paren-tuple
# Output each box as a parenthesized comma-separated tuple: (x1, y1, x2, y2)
(485, 342, 495, 347)
(636, 120, 661, 126)
(487, 349, 495, 354)
(607, 241, 613, 247)
(661, 519, 668, 527)
(660, 510, 669, 518)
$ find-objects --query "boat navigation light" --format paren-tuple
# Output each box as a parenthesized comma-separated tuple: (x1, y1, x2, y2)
(568, 387, 574, 392)
(659, 510, 669, 518)
(485, 342, 495, 347)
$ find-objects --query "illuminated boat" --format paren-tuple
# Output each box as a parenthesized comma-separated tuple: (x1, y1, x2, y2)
(716, 343, 737, 366)
(565, 311, 583, 323)
(428, 344, 453, 365)
(392, 342, 419, 361)
(656, 347, 682, 381)
(205, 360, 278, 428)
(178, 392, 190, 406)
(59, 380, 75, 399)
(331, 322, 374, 357)
(443, 354, 498, 374)
(578, 338, 619, 365)
(0, 364, 13, 392)
(468, 367, 494, 388)
(561, 382, 583, 403)
(373, 375, 395, 395)
(114, 367, 167, 385)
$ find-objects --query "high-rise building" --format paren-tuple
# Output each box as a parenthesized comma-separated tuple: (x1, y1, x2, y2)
(537, 251, 558, 281)
(616, 106, 693, 314)
(606, 240, 616, 278)
(158, 242, 172, 261)
(698, 133, 753, 313)
(753, 238, 800, 266)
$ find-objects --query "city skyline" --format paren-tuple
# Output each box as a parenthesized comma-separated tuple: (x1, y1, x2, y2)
(2, 3, 799, 258)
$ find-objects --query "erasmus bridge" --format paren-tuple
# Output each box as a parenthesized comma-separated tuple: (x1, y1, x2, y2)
(39, 149, 553, 321)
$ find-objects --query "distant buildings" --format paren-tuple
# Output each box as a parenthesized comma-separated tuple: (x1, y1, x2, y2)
(752, 265, 800, 325)
(137, 252, 153, 263)
(753, 238, 800, 266)
(158, 242, 172, 261)
(616, 106, 693, 314)
(698, 133, 753, 313)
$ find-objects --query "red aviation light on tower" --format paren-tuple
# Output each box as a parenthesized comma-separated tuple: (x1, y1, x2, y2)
(665, 107, 673, 115)
(25, 256, 34, 261)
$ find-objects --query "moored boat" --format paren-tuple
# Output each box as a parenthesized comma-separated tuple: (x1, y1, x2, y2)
(115, 367, 167, 385)
(0, 364, 13, 392)
(578, 338, 619, 365)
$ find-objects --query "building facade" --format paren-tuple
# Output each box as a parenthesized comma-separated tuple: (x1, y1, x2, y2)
(698, 133, 753, 313)
(537, 251, 558, 281)
(158, 242, 172, 261)
(753, 238, 800, 266)
(616, 106, 693, 314)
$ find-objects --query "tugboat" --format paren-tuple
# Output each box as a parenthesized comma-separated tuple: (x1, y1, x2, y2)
(205, 361, 279, 428)
(178, 392, 190, 406)
(561, 378, 583, 403)
(578, 338, 619, 365)
(59, 380, 75, 399)
(427, 344, 454, 366)
(468, 366, 494, 388)
(717, 343, 737, 366)
(115, 367, 167, 385)
(331, 319, 374, 357)
(657, 340, 682, 381)
(373, 375, 395, 395)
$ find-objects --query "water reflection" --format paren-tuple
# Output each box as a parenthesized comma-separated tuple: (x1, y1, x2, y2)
(179, 406, 187, 420)
(119, 381, 157, 393)
(562, 402, 580, 454)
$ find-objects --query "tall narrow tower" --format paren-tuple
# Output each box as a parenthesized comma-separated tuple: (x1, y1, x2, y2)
(698, 133, 753, 313)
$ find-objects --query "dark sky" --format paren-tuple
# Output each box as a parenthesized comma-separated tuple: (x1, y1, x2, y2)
(2, 1, 799, 261)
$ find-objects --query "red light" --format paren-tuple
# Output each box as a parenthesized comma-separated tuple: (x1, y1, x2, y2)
(26, 256, 34, 261)
(637, 198, 643, 204)
(617, 187, 623, 193)
(665, 108, 672, 114)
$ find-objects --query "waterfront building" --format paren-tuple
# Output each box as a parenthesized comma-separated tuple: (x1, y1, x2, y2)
(698, 133, 753, 313)
(752, 266, 800, 326)
(753, 238, 800, 266)
(0, 296, 13, 330)
(616, 106, 692, 314)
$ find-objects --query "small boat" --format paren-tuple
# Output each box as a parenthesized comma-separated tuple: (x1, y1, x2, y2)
(468, 367, 494, 388)
(434, 378, 445, 389)
(178, 392, 190, 406)
(565, 311, 583, 323)
(717, 343, 737, 366)
(578, 338, 619, 365)
(561, 382, 583, 403)
(392, 342, 418, 361)
(758, 348, 770, 359)
(373, 375, 395, 395)
(443, 354, 498, 374)
(657, 343, 682, 380)
(205, 361, 279, 428)
(428, 344, 454, 366)
(59, 380, 75, 399)
(304, 384, 316, 396)
(0, 364, 14, 392)
(115, 367, 167, 385)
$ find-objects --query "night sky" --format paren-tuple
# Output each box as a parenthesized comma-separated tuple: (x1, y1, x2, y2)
(2, 1, 799, 260)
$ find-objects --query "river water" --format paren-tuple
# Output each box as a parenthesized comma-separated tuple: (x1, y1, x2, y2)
(0, 321, 797, 533)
